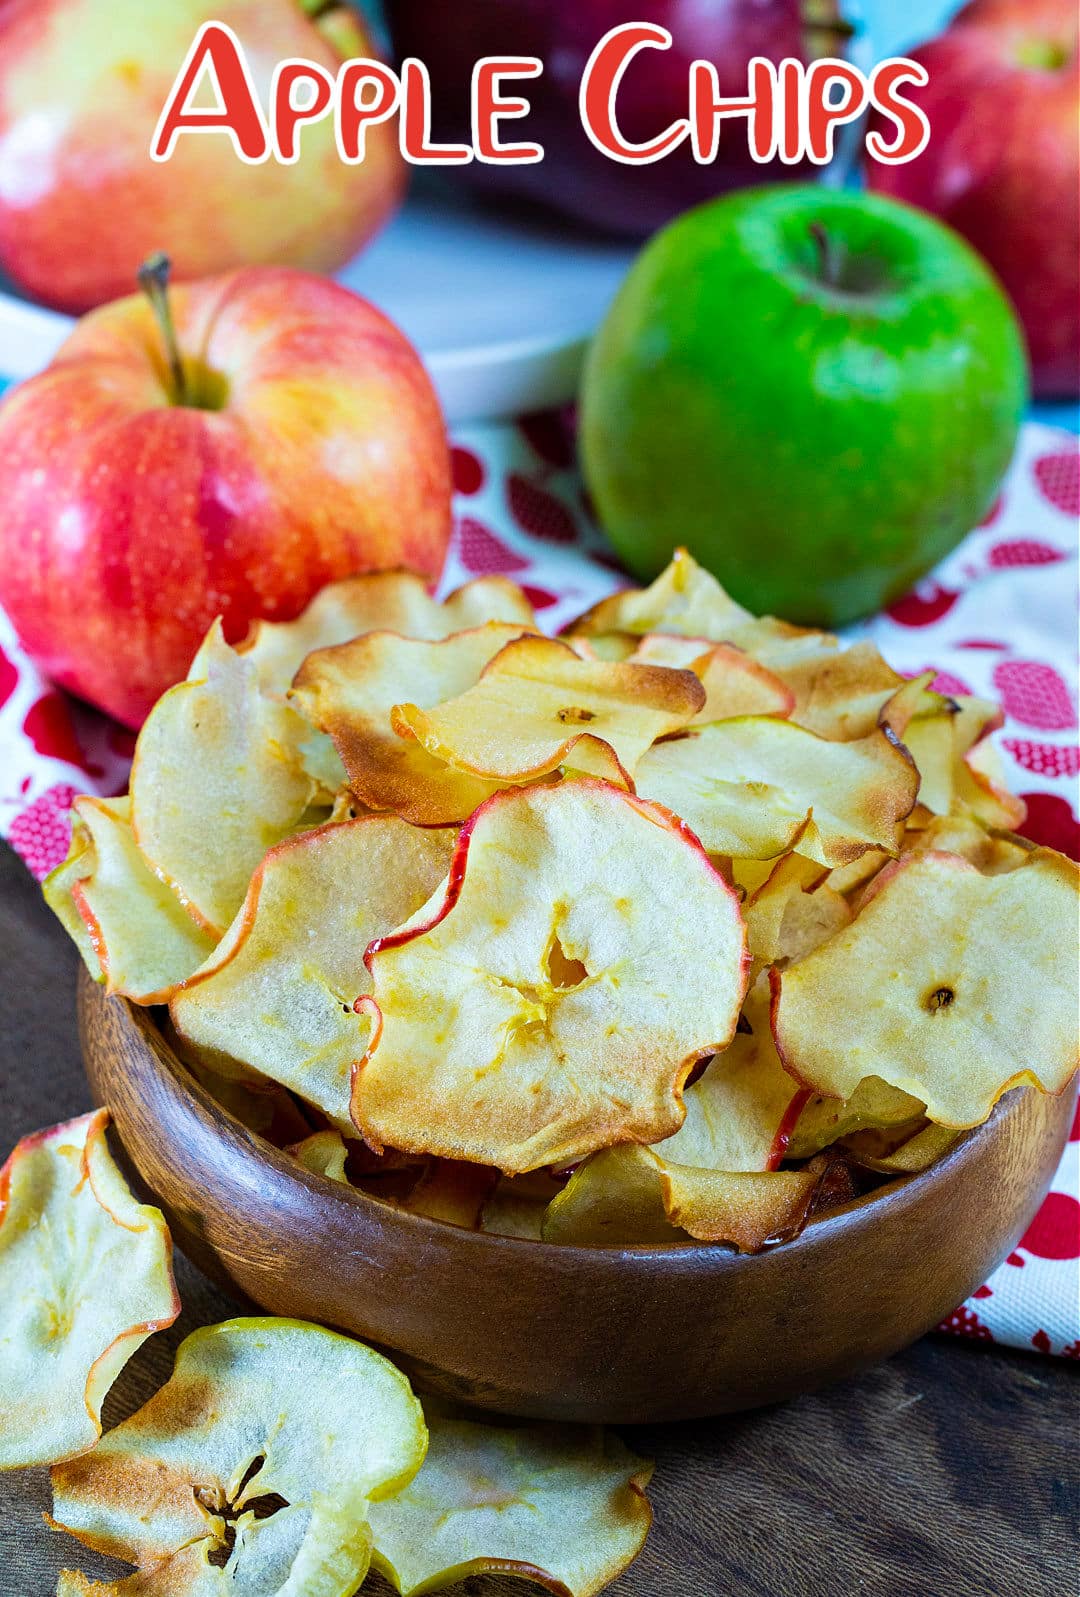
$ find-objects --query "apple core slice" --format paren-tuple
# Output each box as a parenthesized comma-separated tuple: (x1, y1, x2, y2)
(0, 1111, 178, 1469)
(171, 818, 455, 1132)
(355, 780, 748, 1173)
(50, 1318, 427, 1596)
(368, 1405, 653, 1597)
(772, 848, 1080, 1127)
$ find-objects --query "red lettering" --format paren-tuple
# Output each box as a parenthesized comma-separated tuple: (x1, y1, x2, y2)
(273, 60, 335, 163)
(580, 24, 688, 164)
(805, 59, 867, 164)
(336, 60, 399, 163)
(867, 59, 931, 163)
(151, 22, 268, 163)
(472, 58, 543, 163)
(690, 56, 776, 165)
(401, 58, 472, 163)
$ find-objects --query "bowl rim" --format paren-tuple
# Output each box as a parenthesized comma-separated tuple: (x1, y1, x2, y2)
(87, 975, 1057, 1273)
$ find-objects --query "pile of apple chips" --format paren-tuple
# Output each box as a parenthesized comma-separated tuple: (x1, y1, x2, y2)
(47, 549, 1078, 1258)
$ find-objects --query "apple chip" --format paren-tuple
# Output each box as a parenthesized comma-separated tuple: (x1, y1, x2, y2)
(573, 546, 753, 639)
(131, 622, 316, 935)
(401, 1160, 499, 1229)
(629, 634, 794, 725)
(45, 797, 216, 1005)
(50, 1318, 427, 1594)
(788, 642, 907, 741)
(542, 1145, 819, 1252)
(772, 848, 1080, 1127)
(786, 1078, 925, 1160)
(292, 622, 538, 825)
(634, 719, 918, 866)
(355, 781, 747, 1173)
(0, 1111, 178, 1469)
(391, 635, 704, 784)
(657, 981, 807, 1175)
(171, 818, 455, 1132)
(741, 853, 829, 971)
(480, 1173, 565, 1241)
(369, 1404, 652, 1597)
(842, 1121, 960, 1174)
(287, 1131, 350, 1184)
(240, 571, 537, 697)
(901, 813, 1030, 875)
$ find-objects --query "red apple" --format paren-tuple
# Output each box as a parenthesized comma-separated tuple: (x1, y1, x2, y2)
(0, 0, 404, 314)
(867, 0, 1079, 398)
(0, 264, 452, 728)
(384, 0, 848, 237)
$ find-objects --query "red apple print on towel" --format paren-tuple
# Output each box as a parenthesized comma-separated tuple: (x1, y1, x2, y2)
(0, 643, 18, 711)
(8, 783, 78, 881)
(107, 724, 139, 761)
(455, 518, 529, 577)
(507, 474, 578, 545)
(972, 1284, 993, 1300)
(988, 539, 1065, 569)
(1019, 793, 1080, 859)
(923, 668, 972, 697)
(451, 446, 485, 497)
(23, 692, 88, 770)
(1063, 1341, 1080, 1361)
(1033, 450, 1079, 516)
(886, 583, 959, 627)
(1002, 740, 1079, 780)
(1018, 1193, 1080, 1262)
(517, 410, 575, 470)
(522, 585, 559, 612)
(939, 1304, 993, 1341)
(1032, 1330, 1053, 1355)
(992, 661, 1076, 730)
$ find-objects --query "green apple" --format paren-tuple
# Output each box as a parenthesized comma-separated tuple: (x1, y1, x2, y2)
(580, 186, 1028, 626)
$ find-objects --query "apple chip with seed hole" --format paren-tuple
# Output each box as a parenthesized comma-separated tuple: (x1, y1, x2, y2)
(354, 781, 747, 1173)
(391, 635, 704, 785)
(50, 1318, 426, 1596)
(369, 1403, 653, 1597)
(131, 622, 316, 935)
(240, 571, 537, 697)
(772, 849, 1080, 1128)
(292, 623, 538, 825)
(634, 719, 918, 866)
(45, 797, 216, 1004)
(0, 1111, 178, 1469)
(171, 818, 455, 1133)
(542, 1144, 819, 1251)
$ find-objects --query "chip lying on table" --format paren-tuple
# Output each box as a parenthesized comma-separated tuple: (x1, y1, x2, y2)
(43, 552, 1080, 1257)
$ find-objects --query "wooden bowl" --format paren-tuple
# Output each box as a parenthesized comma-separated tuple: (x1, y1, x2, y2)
(78, 968, 1074, 1425)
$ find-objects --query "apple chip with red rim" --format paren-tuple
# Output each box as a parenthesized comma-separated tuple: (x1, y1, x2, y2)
(50, 1318, 427, 1597)
(131, 622, 316, 936)
(634, 718, 918, 866)
(391, 635, 704, 785)
(0, 1111, 178, 1470)
(368, 1403, 653, 1597)
(772, 848, 1080, 1128)
(171, 818, 455, 1133)
(45, 797, 217, 1005)
(240, 571, 537, 697)
(354, 781, 748, 1174)
(291, 622, 538, 825)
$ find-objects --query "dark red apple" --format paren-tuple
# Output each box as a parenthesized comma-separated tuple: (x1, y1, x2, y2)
(385, 0, 849, 236)
(867, 0, 1079, 398)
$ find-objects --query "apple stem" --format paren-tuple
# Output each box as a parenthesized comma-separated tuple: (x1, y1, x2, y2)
(809, 222, 842, 289)
(138, 253, 188, 406)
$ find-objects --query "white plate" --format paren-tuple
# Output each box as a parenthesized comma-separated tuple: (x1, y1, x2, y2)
(0, 188, 636, 423)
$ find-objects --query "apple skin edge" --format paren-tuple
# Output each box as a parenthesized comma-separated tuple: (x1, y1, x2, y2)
(0, 269, 453, 729)
(580, 186, 1029, 630)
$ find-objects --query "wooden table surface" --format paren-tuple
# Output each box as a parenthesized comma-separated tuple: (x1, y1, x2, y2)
(1, 838, 1076, 1597)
